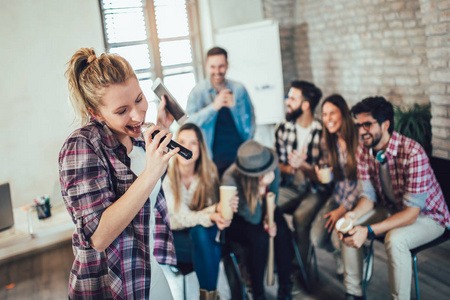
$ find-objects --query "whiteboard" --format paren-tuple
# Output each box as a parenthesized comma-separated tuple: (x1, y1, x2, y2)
(216, 20, 285, 125)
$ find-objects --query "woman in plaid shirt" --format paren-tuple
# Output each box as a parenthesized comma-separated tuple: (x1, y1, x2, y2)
(59, 48, 179, 299)
(309, 94, 360, 278)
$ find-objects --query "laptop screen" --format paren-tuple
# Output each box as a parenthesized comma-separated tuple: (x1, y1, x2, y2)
(0, 183, 14, 231)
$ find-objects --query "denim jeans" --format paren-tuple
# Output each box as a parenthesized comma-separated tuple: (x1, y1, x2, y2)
(172, 224, 222, 291)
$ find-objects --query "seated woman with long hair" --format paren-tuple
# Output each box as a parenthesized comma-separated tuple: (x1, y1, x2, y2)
(222, 140, 294, 300)
(310, 94, 360, 277)
(162, 123, 237, 300)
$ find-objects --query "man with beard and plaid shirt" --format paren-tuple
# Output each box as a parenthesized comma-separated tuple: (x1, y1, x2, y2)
(274, 80, 327, 268)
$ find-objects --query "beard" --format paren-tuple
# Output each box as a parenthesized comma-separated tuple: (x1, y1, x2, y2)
(285, 106, 303, 122)
(362, 132, 382, 149)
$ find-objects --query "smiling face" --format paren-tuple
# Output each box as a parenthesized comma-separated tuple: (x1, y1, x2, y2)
(176, 129, 200, 167)
(90, 77, 147, 145)
(285, 87, 306, 121)
(206, 54, 228, 87)
(355, 112, 384, 149)
(322, 102, 343, 135)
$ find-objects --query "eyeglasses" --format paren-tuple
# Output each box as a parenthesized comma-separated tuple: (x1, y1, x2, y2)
(355, 121, 378, 130)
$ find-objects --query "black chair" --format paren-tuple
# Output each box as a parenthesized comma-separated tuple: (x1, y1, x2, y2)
(222, 241, 250, 300)
(170, 262, 195, 300)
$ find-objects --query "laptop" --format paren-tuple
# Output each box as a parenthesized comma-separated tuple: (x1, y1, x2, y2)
(0, 183, 14, 231)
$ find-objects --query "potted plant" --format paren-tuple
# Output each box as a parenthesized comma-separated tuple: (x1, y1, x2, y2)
(394, 103, 432, 156)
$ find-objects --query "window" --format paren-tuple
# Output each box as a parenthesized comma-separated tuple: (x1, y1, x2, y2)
(99, 0, 202, 122)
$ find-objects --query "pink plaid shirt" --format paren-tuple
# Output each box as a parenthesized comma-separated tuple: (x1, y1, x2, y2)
(357, 131, 450, 228)
(59, 120, 176, 299)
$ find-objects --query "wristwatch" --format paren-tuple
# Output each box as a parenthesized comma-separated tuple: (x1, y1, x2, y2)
(366, 225, 376, 240)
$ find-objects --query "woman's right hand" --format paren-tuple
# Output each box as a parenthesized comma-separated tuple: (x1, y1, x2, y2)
(210, 213, 231, 230)
(142, 125, 179, 178)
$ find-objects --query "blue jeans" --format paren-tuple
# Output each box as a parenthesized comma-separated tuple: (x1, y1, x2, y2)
(172, 225, 222, 291)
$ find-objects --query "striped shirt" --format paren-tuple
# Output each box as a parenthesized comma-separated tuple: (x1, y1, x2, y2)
(59, 120, 176, 299)
(357, 131, 450, 228)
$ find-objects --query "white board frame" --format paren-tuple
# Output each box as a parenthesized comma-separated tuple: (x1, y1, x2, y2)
(216, 20, 285, 125)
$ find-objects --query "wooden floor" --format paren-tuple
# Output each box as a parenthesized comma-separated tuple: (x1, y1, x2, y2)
(1, 240, 449, 300)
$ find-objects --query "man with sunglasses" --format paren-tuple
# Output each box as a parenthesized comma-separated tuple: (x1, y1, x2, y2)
(340, 96, 450, 300)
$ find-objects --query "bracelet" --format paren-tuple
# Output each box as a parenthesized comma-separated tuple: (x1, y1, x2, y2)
(366, 225, 375, 240)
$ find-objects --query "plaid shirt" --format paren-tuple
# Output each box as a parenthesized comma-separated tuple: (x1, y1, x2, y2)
(274, 119, 323, 189)
(59, 120, 176, 299)
(357, 131, 450, 228)
(320, 140, 359, 210)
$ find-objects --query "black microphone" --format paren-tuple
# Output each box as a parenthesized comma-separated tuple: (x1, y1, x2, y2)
(141, 123, 192, 160)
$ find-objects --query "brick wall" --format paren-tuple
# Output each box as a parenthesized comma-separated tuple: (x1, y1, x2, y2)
(262, 0, 450, 159)
(262, 0, 298, 93)
(419, 0, 450, 159)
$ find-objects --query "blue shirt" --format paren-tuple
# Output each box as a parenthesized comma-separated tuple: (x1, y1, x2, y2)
(186, 78, 255, 157)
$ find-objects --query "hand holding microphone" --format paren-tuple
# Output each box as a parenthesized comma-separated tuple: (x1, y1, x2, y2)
(141, 122, 193, 160)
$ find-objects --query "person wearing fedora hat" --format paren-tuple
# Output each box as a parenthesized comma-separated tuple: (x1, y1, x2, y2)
(222, 140, 294, 300)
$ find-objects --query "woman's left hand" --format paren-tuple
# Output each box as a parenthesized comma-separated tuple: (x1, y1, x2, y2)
(324, 206, 347, 233)
(156, 95, 174, 131)
(210, 213, 231, 230)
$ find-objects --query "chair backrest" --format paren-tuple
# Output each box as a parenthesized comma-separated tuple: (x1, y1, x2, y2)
(430, 157, 450, 208)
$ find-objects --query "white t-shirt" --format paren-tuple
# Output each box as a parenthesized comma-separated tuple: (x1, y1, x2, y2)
(295, 123, 313, 154)
(128, 146, 173, 300)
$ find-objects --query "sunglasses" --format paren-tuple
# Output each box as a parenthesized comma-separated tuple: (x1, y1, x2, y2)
(355, 121, 378, 130)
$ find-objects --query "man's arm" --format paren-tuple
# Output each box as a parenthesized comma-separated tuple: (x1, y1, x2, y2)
(371, 206, 420, 235)
(343, 197, 420, 248)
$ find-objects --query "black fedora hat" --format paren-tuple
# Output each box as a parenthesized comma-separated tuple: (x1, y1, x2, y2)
(235, 140, 278, 177)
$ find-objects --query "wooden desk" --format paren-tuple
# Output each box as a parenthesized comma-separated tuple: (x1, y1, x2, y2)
(0, 202, 74, 263)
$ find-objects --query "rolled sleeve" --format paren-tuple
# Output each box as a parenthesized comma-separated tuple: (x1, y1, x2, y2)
(359, 180, 377, 203)
(403, 192, 427, 209)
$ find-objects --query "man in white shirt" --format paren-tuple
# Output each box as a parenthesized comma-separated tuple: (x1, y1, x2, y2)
(274, 80, 326, 268)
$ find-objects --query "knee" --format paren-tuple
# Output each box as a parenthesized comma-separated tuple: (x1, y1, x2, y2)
(384, 229, 408, 253)
(310, 228, 329, 249)
(190, 225, 210, 244)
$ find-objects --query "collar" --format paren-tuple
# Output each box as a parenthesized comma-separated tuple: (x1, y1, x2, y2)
(384, 131, 399, 157)
(207, 78, 230, 93)
(286, 118, 322, 131)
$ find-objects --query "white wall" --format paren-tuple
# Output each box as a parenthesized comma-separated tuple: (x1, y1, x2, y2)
(0, 0, 104, 208)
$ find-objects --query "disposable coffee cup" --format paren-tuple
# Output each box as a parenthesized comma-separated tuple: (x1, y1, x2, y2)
(336, 217, 353, 236)
(318, 167, 332, 184)
(220, 186, 237, 220)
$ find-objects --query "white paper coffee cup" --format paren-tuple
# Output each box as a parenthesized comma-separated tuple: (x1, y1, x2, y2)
(318, 167, 332, 184)
(336, 217, 353, 234)
(220, 186, 237, 220)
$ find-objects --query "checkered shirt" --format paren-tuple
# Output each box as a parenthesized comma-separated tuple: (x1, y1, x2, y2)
(357, 131, 450, 228)
(59, 120, 176, 299)
(274, 119, 323, 189)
